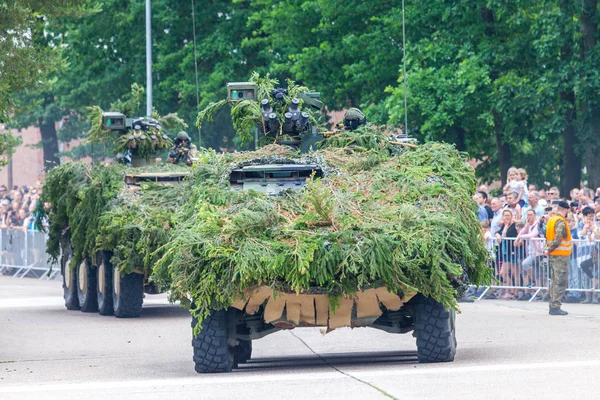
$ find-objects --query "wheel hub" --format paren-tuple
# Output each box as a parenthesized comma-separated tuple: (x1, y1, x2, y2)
(78, 262, 87, 295)
(98, 262, 105, 294)
(113, 267, 120, 297)
(64, 258, 72, 289)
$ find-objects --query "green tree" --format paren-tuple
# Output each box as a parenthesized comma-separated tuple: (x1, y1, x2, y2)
(19, 0, 267, 159)
(579, 0, 600, 188)
(385, 0, 596, 189)
(0, 0, 95, 164)
(244, 0, 407, 114)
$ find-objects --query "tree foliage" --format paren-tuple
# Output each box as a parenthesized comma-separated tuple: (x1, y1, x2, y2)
(10, 0, 600, 187)
(386, 0, 599, 189)
(0, 134, 21, 167)
(0, 0, 97, 162)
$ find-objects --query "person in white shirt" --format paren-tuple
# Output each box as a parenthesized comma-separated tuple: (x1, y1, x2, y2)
(490, 198, 503, 237)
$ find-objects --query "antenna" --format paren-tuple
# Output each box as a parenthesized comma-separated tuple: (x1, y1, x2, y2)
(146, 0, 152, 116)
(401, 0, 408, 134)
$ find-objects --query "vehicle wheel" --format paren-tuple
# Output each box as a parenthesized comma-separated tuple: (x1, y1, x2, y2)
(413, 294, 457, 363)
(97, 252, 114, 316)
(191, 310, 235, 373)
(233, 340, 252, 366)
(77, 259, 98, 312)
(113, 267, 144, 318)
(61, 243, 79, 311)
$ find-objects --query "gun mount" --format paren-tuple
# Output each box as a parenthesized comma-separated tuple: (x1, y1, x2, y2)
(101, 112, 173, 167)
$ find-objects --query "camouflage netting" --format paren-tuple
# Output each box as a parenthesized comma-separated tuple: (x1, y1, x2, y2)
(39, 83, 491, 330)
(153, 130, 492, 326)
(37, 162, 190, 274)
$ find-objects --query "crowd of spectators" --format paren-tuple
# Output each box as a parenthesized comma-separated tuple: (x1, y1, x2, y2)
(0, 183, 43, 232)
(473, 167, 600, 303)
(0, 182, 48, 273)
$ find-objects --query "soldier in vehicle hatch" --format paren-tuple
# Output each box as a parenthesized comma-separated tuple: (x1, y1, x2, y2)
(343, 107, 367, 131)
(166, 131, 199, 166)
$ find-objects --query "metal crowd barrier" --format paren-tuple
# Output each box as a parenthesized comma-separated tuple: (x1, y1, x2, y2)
(470, 236, 600, 302)
(4, 228, 600, 296)
(0, 229, 60, 280)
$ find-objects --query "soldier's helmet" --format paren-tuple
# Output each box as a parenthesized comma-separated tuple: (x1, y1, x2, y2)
(176, 131, 190, 141)
(343, 108, 367, 131)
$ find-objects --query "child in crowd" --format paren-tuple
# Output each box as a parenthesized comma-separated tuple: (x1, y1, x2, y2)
(505, 167, 528, 208)
(481, 219, 492, 245)
(517, 168, 529, 206)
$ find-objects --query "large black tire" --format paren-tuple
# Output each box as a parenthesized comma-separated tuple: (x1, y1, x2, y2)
(77, 259, 98, 312)
(113, 268, 144, 318)
(413, 295, 457, 363)
(96, 252, 114, 316)
(191, 310, 235, 373)
(61, 243, 79, 311)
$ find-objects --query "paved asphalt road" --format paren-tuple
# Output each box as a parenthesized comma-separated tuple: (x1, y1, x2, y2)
(2, 276, 600, 400)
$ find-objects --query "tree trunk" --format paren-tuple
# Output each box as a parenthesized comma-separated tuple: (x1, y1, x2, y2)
(482, 8, 511, 184)
(39, 117, 60, 171)
(494, 113, 511, 186)
(38, 93, 60, 171)
(560, 0, 581, 194)
(7, 157, 13, 189)
(453, 127, 466, 152)
(581, 0, 600, 188)
(562, 90, 580, 194)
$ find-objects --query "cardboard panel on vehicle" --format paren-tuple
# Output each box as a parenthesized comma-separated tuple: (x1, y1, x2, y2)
(314, 295, 329, 326)
(285, 296, 302, 325)
(244, 286, 272, 315)
(263, 294, 286, 323)
(232, 286, 415, 331)
(355, 289, 383, 319)
(328, 297, 354, 329)
(374, 287, 404, 311)
(299, 296, 316, 325)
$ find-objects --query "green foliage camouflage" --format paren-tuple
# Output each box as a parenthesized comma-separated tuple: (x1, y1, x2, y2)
(38, 127, 491, 329)
(153, 133, 491, 324)
(37, 161, 189, 274)
(97, 179, 191, 276)
(86, 84, 186, 157)
(197, 72, 316, 145)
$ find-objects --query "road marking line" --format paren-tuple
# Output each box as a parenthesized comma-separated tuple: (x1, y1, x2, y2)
(0, 297, 64, 308)
(3, 359, 600, 393)
(0, 296, 173, 308)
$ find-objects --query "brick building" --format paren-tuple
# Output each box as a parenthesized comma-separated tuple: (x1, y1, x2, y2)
(0, 124, 82, 188)
(0, 126, 46, 189)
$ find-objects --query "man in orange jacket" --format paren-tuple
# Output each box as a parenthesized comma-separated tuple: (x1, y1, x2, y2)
(544, 200, 572, 315)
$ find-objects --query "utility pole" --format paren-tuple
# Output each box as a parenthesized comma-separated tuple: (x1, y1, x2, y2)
(146, 0, 152, 116)
(191, 0, 202, 148)
(7, 157, 13, 189)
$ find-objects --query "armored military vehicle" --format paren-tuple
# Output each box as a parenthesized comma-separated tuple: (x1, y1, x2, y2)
(171, 79, 488, 373)
(191, 160, 458, 373)
(60, 170, 190, 318)
(42, 77, 488, 372)
(46, 112, 191, 318)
